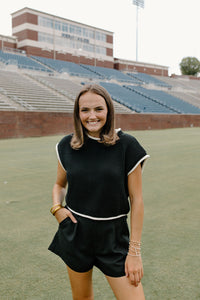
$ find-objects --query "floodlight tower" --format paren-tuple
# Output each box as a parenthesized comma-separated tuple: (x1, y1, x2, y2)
(133, 0, 144, 61)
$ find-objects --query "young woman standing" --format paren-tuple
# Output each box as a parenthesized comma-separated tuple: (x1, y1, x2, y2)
(49, 84, 149, 299)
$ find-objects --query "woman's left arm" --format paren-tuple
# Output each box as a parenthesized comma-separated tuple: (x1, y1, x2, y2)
(125, 163, 144, 286)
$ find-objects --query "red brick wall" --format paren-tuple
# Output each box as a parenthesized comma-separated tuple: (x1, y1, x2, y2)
(106, 48, 113, 57)
(0, 111, 74, 139)
(12, 12, 38, 28)
(114, 61, 168, 76)
(17, 45, 114, 68)
(15, 29, 38, 42)
(0, 41, 17, 49)
(0, 111, 199, 139)
(106, 35, 113, 44)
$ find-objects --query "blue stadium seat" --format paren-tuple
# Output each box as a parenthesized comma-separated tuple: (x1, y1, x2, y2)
(0, 50, 51, 72)
(81, 65, 140, 83)
(126, 85, 200, 114)
(32, 56, 101, 78)
(100, 82, 176, 113)
(127, 72, 171, 87)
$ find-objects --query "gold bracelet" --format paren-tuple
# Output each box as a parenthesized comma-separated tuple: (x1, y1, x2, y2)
(50, 204, 63, 215)
(50, 203, 61, 214)
(52, 206, 62, 215)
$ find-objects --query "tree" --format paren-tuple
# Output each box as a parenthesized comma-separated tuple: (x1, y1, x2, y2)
(179, 56, 200, 76)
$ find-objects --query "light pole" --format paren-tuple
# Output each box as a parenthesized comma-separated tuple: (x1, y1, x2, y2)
(132, 0, 144, 61)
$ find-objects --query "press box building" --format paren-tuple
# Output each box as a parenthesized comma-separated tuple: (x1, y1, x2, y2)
(0, 7, 168, 75)
(11, 7, 114, 68)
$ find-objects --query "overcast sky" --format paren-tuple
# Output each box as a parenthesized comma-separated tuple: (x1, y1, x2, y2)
(0, 0, 199, 75)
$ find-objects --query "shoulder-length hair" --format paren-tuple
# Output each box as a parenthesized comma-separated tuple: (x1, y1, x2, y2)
(70, 84, 119, 149)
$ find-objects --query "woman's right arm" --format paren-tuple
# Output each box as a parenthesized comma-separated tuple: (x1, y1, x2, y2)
(52, 161, 77, 224)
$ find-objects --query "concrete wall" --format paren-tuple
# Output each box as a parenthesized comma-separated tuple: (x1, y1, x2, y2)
(1, 111, 200, 139)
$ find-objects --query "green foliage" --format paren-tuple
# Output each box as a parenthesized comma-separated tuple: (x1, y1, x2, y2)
(180, 56, 200, 76)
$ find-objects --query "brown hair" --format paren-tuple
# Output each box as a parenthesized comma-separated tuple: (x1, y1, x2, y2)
(70, 84, 119, 149)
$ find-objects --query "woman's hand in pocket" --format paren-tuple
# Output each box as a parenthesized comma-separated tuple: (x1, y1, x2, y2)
(54, 207, 77, 224)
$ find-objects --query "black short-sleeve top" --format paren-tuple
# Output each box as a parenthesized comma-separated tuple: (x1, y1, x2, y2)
(56, 129, 149, 220)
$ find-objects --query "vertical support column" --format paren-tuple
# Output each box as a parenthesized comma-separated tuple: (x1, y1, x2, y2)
(136, 5, 139, 61)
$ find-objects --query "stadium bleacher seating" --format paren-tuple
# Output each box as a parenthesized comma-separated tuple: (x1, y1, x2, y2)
(32, 56, 101, 78)
(127, 72, 171, 87)
(31, 75, 131, 113)
(0, 70, 74, 112)
(0, 50, 51, 72)
(126, 85, 200, 114)
(100, 82, 176, 113)
(0, 50, 199, 114)
(0, 92, 17, 110)
(81, 65, 141, 83)
(155, 75, 200, 109)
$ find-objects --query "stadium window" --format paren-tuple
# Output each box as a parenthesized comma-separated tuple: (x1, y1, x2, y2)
(83, 44, 93, 52)
(55, 21, 61, 31)
(75, 26, 82, 36)
(83, 38, 89, 44)
(38, 32, 53, 44)
(82, 28, 88, 38)
(70, 25, 75, 34)
(96, 32, 100, 40)
(102, 33, 106, 42)
(62, 23, 68, 32)
(70, 40, 76, 48)
(96, 45, 106, 55)
(95, 32, 106, 42)
(77, 42, 82, 49)
(38, 16, 53, 29)
(89, 30, 94, 39)
(47, 34, 53, 44)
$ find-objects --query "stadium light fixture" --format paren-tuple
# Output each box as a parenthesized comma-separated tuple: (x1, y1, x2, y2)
(132, 0, 144, 61)
(133, 0, 144, 9)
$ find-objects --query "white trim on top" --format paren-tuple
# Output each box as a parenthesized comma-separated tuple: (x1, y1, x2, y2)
(87, 128, 121, 141)
(127, 154, 150, 176)
(56, 143, 66, 172)
(67, 206, 127, 221)
(87, 134, 100, 140)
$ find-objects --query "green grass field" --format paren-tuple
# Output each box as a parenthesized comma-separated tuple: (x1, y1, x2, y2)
(0, 127, 200, 300)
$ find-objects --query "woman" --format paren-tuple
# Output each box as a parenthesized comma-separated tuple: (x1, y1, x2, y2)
(48, 84, 149, 300)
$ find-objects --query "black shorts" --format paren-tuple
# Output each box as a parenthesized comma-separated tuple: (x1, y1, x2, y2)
(48, 214, 129, 277)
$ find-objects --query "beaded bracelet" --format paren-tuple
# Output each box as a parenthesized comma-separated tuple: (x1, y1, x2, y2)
(127, 252, 141, 257)
(128, 240, 142, 257)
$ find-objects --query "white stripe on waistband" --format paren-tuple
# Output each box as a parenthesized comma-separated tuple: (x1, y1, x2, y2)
(67, 206, 127, 221)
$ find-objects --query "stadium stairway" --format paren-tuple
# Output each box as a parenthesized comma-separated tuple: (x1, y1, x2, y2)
(0, 70, 75, 112)
(27, 74, 82, 101)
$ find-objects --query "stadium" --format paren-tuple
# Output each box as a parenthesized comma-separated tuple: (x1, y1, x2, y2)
(0, 7, 200, 138)
(0, 6, 200, 300)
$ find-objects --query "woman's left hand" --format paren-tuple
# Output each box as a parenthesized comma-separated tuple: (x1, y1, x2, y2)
(125, 255, 144, 286)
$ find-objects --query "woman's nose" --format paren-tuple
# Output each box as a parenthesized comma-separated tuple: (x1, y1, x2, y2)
(89, 110, 96, 118)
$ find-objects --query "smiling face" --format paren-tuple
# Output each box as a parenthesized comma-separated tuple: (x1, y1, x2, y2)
(79, 91, 108, 138)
